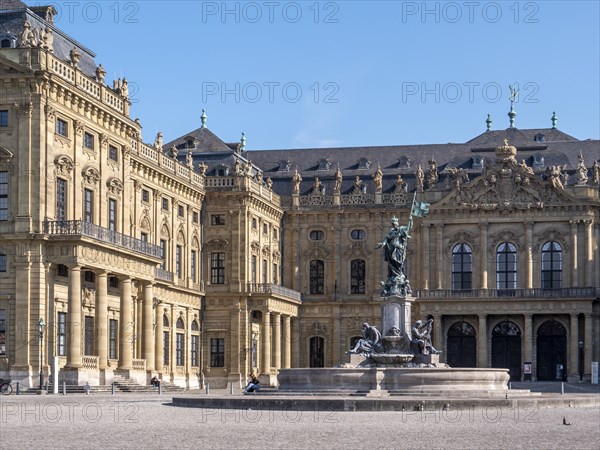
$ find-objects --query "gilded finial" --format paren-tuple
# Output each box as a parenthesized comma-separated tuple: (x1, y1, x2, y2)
(486, 114, 492, 132)
(551, 111, 557, 129)
(201, 109, 207, 128)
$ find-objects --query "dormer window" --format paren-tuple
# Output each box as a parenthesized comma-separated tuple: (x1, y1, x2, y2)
(0, 34, 16, 48)
(534, 133, 546, 142)
(397, 156, 412, 169)
(278, 160, 291, 172)
(1, 39, 11, 48)
(533, 155, 545, 170)
(318, 159, 332, 171)
(471, 156, 484, 170)
(215, 164, 229, 176)
(357, 157, 371, 170)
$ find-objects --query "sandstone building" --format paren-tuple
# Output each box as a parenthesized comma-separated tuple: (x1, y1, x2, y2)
(0, 2, 598, 389)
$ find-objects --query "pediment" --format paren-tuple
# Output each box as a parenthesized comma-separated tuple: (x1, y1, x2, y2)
(436, 164, 581, 213)
(0, 55, 35, 74)
(0, 147, 14, 158)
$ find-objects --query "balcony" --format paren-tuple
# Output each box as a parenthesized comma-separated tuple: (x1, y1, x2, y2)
(416, 287, 599, 300)
(247, 283, 303, 302)
(155, 268, 174, 283)
(44, 220, 162, 259)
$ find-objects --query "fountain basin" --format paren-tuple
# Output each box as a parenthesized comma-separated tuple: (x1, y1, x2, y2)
(278, 367, 510, 393)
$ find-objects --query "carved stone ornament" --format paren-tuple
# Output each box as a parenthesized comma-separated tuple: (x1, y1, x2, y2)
(99, 134, 109, 149)
(204, 238, 229, 252)
(446, 231, 479, 255)
(436, 140, 579, 213)
(54, 155, 74, 177)
(487, 230, 521, 255)
(106, 177, 124, 196)
(44, 104, 56, 121)
(532, 229, 569, 253)
(74, 120, 84, 136)
(81, 165, 100, 186)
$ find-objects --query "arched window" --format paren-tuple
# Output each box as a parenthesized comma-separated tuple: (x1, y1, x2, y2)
(447, 321, 476, 368)
(350, 259, 366, 294)
(496, 242, 517, 289)
(451, 244, 472, 290)
(1, 39, 11, 48)
(191, 320, 199, 332)
(191, 320, 200, 367)
(309, 336, 324, 368)
(176, 318, 185, 329)
(309, 230, 324, 241)
(175, 318, 185, 366)
(541, 241, 562, 289)
(309, 260, 324, 294)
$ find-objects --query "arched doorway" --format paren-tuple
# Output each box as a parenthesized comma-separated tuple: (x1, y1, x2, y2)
(492, 321, 522, 380)
(537, 320, 567, 381)
(309, 336, 324, 368)
(447, 321, 476, 367)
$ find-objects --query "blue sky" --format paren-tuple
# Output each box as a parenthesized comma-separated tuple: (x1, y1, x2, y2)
(32, 1, 600, 149)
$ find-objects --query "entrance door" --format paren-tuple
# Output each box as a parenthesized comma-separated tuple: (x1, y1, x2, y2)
(491, 321, 522, 380)
(309, 336, 324, 368)
(447, 321, 476, 367)
(84, 316, 94, 356)
(537, 320, 567, 381)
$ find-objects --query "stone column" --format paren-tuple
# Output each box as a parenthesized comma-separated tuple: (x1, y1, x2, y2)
(421, 224, 430, 290)
(273, 313, 281, 370)
(94, 271, 108, 369)
(595, 225, 600, 288)
(118, 277, 133, 370)
(66, 266, 82, 368)
(12, 262, 32, 370)
(524, 222, 534, 289)
(569, 220, 578, 287)
(480, 221, 488, 289)
(283, 315, 292, 369)
(477, 315, 487, 368)
(594, 313, 600, 365)
(433, 314, 442, 354)
(523, 314, 533, 380)
(293, 317, 300, 368)
(261, 311, 271, 375)
(569, 314, 579, 379)
(584, 314, 593, 380)
(155, 305, 164, 373)
(435, 224, 443, 289)
(143, 283, 155, 371)
(584, 220, 593, 287)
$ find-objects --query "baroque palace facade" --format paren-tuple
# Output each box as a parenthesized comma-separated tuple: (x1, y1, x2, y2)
(0, 2, 598, 389)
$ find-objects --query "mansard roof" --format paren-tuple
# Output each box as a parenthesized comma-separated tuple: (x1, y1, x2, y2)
(163, 127, 236, 154)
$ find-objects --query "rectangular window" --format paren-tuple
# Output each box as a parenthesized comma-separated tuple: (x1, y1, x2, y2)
(84, 271, 95, 283)
(176, 333, 185, 366)
(109, 319, 118, 359)
(273, 228, 278, 240)
(56, 178, 67, 221)
(252, 217, 257, 229)
(141, 189, 150, 203)
(191, 335, 199, 366)
(56, 118, 68, 137)
(178, 205, 184, 217)
(57, 312, 66, 356)
(262, 259, 267, 284)
(108, 145, 118, 161)
(84, 316, 94, 355)
(163, 331, 170, 366)
(84, 189, 93, 223)
(109, 276, 119, 288)
(108, 199, 117, 231)
(0, 171, 7, 221)
(0, 309, 6, 355)
(310, 260, 325, 295)
(210, 338, 225, 367)
(210, 214, 225, 225)
(251, 255, 257, 284)
(57, 264, 68, 277)
(176, 245, 182, 279)
(162, 198, 169, 211)
(192, 211, 199, 224)
(0, 110, 8, 127)
(273, 263, 278, 285)
(84, 132, 94, 149)
(160, 239, 167, 270)
(141, 232, 148, 242)
(210, 252, 225, 284)
(191, 250, 197, 282)
(0, 254, 6, 272)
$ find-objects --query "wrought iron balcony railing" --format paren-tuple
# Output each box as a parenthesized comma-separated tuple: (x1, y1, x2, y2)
(247, 283, 303, 302)
(416, 287, 598, 299)
(44, 220, 163, 259)
(155, 268, 174, 283)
